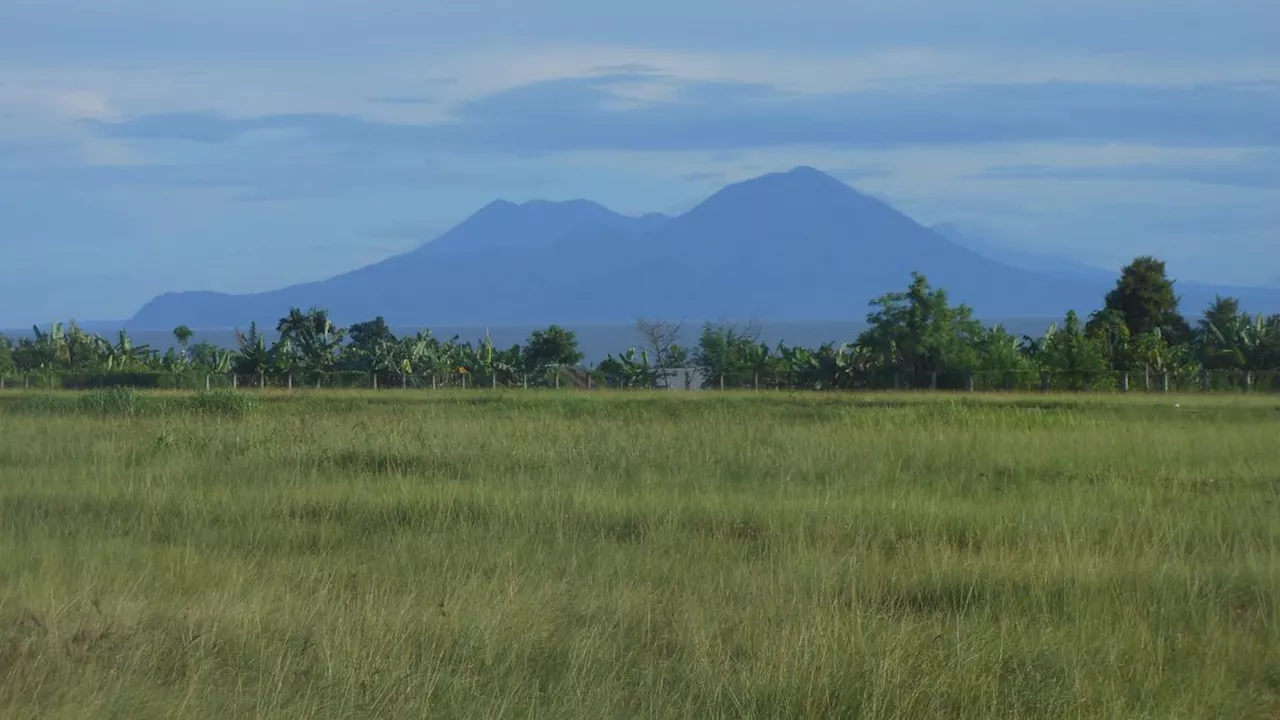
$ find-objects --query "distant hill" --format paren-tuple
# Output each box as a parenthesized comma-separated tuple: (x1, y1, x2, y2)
(126, 167, 1280, 330)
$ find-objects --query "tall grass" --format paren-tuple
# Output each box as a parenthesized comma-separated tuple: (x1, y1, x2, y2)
(0, 391, 1277, 718)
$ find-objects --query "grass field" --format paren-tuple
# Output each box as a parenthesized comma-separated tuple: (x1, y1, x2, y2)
(1, 389, 1278, 719)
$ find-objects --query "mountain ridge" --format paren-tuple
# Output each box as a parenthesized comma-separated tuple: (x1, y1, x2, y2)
(126, 167, 1280, 330)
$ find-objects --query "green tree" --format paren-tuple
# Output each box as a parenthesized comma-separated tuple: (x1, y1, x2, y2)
(599, 347, 663, 388)
(522, 324, 584, 374)
(1039, 310, 1113, 389)
(233, 323, 273, 378)
(693, 321, 761, 388)
(1093, 256, 1191, 346)
(971, 324, 1038, 387)
(855, 272, 984, 388)
(1195, 296, 1247, 370)
(344, 316, 399, 376)
(276, 307, 345, 382)
(1084, 308, 1135, 371)
(0, 335, 14, 376)
(189, 341, 233, 372)
(172, 325, 194, 359)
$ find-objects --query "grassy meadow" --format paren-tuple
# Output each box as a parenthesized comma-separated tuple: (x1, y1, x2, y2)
(0, 389, 1278, 718)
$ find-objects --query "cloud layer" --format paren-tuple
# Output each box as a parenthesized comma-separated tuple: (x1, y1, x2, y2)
(84, 77, 1280, 153)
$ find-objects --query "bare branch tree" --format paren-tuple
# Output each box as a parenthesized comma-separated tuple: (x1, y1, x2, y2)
(635, 317, 686, 388)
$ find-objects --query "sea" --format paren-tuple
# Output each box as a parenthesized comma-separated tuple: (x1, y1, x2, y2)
(3, 318, 1061, 365)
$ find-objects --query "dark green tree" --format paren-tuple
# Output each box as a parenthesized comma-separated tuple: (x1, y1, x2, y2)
(1195, 296, 1246, 370)
(172, 325, 194, 356)
(1093, 256, 1191, 345)
(344, 316, 399, 375)
(522, 324, 584, 372)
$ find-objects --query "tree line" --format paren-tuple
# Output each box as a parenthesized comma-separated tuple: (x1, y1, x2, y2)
(3, 256, 1279, 391)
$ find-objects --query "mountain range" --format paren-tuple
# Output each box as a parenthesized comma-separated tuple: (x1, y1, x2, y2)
(127, 167, 1280, 330)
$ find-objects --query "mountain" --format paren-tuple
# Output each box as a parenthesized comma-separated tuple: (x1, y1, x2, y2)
(931, 223, 1118, 284)
(423, 199, 666, 253)
(127, 167, 1280, 330)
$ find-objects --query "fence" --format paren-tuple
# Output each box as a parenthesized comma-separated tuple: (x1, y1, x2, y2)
(3, 368, 1280, 393)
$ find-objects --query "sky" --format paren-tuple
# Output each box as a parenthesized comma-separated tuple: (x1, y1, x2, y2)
(2, 0, 1278, 326)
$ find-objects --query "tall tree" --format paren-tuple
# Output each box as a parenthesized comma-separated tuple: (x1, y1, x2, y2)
(1195, 296, 1246, 370)
(233, 322, 272, 378)
(1094, 256, 1191, 345)
(172, 325, 194, 355)
(856, 272, 984, 385)
(345, 316, 399, 375)
(635, 318, 688, 388)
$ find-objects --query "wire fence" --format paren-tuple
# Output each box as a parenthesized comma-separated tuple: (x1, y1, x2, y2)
(3, 368, 1280, 393)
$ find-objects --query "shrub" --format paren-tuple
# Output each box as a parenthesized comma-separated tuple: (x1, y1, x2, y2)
(187, 389, 258, 417)
(78, 387, 149, 416)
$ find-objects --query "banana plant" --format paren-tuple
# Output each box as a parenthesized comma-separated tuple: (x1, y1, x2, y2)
(599, 347, 661, 388)
(776, 342, 820, 389)
(830, 342, 874, 388)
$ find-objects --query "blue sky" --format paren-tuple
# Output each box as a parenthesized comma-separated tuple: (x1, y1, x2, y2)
(2, 0, 1278, 326)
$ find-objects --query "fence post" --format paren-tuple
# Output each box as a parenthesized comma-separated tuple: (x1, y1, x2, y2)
(754, 372, 759, 391)
(523, 373, 528, 390)
(1245, 371, 1253, 392)
(719, 374, 724, 391)
(929, 371, 938, 390)
(1160, 373, 1170, 393)
(205, 374, 210, 391)
(431, 374, 437, 390)
(1201, 369, 1210, 392)
(372, 373, 378, 390)
(259, 372, 265, 390)
(1144, 366, 1151, 392)
(287, 373, 293, 390)
(233, 374, 238, 389)
(555, 372, 560, 390)
(401, 372, 407, 389)
(24, 375, 29, 390)
(1120, 372, 1129, 392)
(491, 373, 496, 389)
(0, 377, 4, 390)
(965, 374, 975, 392)
(587, 374, 592, 390)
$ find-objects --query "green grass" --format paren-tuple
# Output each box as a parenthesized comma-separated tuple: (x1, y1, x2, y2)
(1, 390, 1278, 718)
